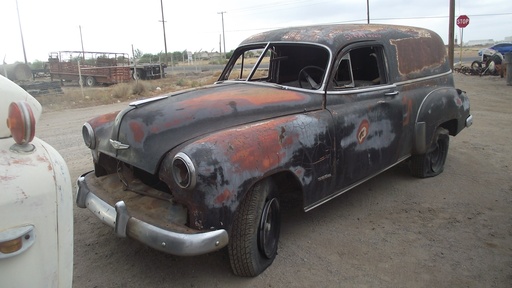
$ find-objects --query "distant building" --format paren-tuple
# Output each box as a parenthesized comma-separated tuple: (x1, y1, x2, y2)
(504, 36, 512, 42)
(465, 39, 494, 46)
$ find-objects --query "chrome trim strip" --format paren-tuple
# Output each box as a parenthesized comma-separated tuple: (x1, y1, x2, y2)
(466, 115, 473, 128)
(76, 174, 228, 256)
(395, 70, 453, 87)
(304, 155, 411, 212)
(129, 95, 168, 107)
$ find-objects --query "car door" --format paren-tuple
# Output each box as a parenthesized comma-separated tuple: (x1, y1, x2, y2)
(326, 45, 405, 192)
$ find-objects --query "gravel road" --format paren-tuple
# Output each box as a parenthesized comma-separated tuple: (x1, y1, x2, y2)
(37, 73, 512, 287)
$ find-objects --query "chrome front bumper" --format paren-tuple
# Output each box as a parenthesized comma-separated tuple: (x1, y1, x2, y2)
(76, 172, 228, 256)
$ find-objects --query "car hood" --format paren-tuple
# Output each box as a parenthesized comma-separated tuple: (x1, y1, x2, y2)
(95, 82, 322, 174)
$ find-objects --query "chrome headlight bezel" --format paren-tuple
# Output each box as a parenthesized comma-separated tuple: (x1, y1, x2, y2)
(82, 122, 96, 149)
(172, 152, 197, 189)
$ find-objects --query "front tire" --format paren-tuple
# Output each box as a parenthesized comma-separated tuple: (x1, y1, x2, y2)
(228, 179, 280, 277)
(410, 127, 449, 178)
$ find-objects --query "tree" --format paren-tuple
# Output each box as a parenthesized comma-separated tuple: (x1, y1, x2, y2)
(133, 49, 143, 59)
(29, 60, 45, 70)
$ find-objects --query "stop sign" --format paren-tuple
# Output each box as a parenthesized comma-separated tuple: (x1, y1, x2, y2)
(457, 15, 470, 28)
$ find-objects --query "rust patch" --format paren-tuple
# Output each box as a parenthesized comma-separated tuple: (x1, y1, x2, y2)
(129, 121, 145, 143)
(391, 36, 446, 76)
(357, 119, 370, 144)
(214, 189, 232, 204)
(36, 155, 53, 171)
(11, 157, 33, 166)
(402, 96, 413, 126)
(201, 117, 298, 173)
(181, 86, 307, 108)
(88, 111, 119, 128)
(0, 175, 17, 182)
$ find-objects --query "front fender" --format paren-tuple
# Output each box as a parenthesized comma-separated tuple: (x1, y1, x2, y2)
(414, 87, 470, 154)
(160, 113, 334, 231)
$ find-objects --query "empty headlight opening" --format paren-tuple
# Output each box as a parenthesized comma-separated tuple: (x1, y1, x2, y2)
(82, 122, 96, 149)
(172, 152, 196, 189)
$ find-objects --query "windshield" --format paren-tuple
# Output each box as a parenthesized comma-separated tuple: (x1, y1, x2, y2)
(218, 43, 330, 90)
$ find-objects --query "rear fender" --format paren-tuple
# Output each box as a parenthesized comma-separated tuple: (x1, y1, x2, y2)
(414, 87, 470, 154)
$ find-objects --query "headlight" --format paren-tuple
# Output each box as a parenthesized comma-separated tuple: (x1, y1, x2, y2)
(172, 152, 196, 189)
(82, 122, 96, 149)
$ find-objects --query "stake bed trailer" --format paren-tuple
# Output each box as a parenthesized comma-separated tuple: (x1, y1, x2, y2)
(48, 51, 165, 86)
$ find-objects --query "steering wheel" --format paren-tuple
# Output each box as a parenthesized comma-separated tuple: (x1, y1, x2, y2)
(298, 66, 325, 89)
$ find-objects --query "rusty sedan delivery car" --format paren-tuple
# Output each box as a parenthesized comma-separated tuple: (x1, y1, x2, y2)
(77, 24, 472, 276)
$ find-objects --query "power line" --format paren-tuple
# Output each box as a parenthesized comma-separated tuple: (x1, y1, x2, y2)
(222, 12, 512, 34)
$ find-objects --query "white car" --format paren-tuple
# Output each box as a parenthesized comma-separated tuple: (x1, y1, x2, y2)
(0, 75, 73, 287)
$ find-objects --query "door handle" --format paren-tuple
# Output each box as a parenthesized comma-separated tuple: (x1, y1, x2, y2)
(384, 91, 399, 97)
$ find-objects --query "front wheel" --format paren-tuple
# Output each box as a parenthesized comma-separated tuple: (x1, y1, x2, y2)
(410, 127, 449, 178)
(228, 179, 280, 277)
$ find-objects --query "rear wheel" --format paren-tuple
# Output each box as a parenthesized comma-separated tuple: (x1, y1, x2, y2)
(133, 69, 144, 80)
(85, 76, 97, 87)
(410, 127, 449, 178)
(228, 179, 280, 277)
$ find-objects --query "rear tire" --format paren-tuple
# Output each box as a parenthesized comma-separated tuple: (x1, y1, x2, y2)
(133, 69, 144, 80)
(85, 76, 96, 87)
(228, 179, 280, 277)
(410, 127, 449, 178)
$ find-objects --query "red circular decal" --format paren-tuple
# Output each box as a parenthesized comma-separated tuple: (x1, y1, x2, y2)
(357, 119, 369, 144)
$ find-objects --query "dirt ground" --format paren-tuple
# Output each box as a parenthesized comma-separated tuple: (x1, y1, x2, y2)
(37, 71, 511, 287)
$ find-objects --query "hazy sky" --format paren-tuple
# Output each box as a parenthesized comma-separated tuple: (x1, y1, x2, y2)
(1, 0, 511, 63)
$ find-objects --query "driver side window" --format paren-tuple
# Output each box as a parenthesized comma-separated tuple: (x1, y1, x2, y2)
(333, 46, 385, 89)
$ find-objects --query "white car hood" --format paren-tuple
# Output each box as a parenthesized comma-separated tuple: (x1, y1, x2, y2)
(0, 75, 42, 138)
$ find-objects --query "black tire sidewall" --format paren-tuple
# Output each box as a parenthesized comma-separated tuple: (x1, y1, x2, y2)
(228, 179, 280, 277)
(428, 129, 449, 174)
(410, 127, 449, 178)
(85, 76, 96, 87)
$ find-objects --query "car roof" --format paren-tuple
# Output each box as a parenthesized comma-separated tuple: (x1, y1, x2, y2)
(238, 23, 449, 81)
(239, 23, 440, 51)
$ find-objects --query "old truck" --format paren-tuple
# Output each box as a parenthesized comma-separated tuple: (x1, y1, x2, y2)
(48, 51, 165, 86)
(76, 24, 472, 277)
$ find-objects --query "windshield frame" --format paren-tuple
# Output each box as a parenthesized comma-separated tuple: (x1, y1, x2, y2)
(217, 42, 333, 92)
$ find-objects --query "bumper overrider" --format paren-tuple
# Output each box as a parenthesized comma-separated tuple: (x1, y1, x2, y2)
(76, 171, 229, 256)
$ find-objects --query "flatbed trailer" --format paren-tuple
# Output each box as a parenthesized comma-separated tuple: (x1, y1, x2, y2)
(48, 51, 133, 86)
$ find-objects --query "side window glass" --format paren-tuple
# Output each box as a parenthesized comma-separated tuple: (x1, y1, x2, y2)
(227, 49, 269, 80)
(333, 46, 384, 89)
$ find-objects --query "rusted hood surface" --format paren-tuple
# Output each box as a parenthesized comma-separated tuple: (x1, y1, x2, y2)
(106, 83, 322, 174)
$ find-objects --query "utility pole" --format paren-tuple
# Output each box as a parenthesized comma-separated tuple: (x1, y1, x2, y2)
(160, 0, 169, 66)
(218, 11, 226, 59)
(16, 0, 28, 64)
(79, 25, 85, 62)
(366, 0, 370, 24)
(448, 0, 455, 70)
